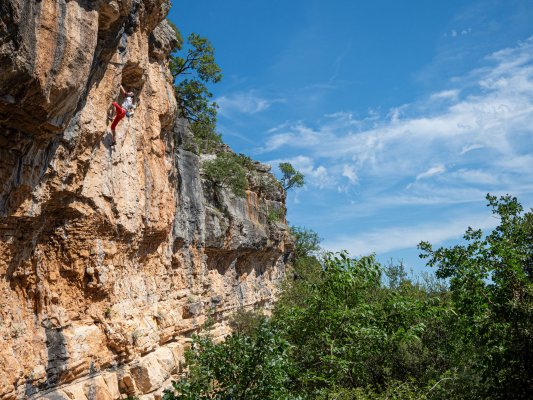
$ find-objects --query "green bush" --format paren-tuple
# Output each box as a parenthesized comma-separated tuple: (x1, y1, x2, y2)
(162, 321, 297, 400)
(161, 195, 532, 399)
(274, 252, 453, 397)
(203, 153, 248, 197)
(235, 153, 256, 171)
(290, 226, 321, 259)
(228, 309, 266, 336)
(267, 206, 285, 223)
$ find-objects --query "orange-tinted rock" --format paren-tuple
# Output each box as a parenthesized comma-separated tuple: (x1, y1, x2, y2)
(0, 0, 291, 399)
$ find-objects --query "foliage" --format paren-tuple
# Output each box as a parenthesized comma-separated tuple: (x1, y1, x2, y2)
(279, 162, 305, 191)
(170, 32, 222, 152)
(176, 78, 221, 152)
(280, 226, 323, 306)
(274, 252, 452, 398)
(312, 380, 426, 400)
(235, 153, 256, 171)
(254, 173, 282, 199)
(162, 195, 532, 399)
(162, 321, 297, 400)
(228, 309, 266, 336)
(267, 206, 285, 223)
(203, 153, 248, 197)
(290, 226, 322, 259)
(170, 33, 222, 83)
(419, 194, 533, 399)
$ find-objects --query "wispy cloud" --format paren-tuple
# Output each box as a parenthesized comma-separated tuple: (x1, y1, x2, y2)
(460, 143, 484, 154)
(430, 89, 460, 101)
(260, 36, 533, 206)
(264, 37, 533, 255)
(217, 90, 283, 116)
(444, 27, 472, 38)
(416, 165, 446, 181)
(324, 212, 496, 255)
(342, 164, 358, 184)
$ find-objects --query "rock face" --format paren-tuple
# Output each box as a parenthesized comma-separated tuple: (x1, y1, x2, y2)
(0, 1, 291, 399)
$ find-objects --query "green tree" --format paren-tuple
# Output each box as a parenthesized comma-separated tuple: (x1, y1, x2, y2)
(274, 252, 452, 398)
(290, 226, 322, 259)
(278, 227, 323, 310)
(203, 152, 248, 197)
(162, 321, 297, 400)
(279, 162, 305, 191)
(160, 195, 533, 399)
(419, 194, 533, 399)
(169, 32, 222, 150)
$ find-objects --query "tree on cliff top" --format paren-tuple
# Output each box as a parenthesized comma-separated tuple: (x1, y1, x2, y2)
(168, 27, 222, 151)
(279, 162, 305, 191)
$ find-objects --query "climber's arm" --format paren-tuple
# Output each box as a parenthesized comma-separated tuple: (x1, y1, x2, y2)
(120, 85, 126, 95)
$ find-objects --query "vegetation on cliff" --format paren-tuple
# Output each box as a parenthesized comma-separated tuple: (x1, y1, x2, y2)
(279, 163, 305, 192)
(202, 152, 249, 197)
(163, 195, 532, 399)
(168, 25, 304, 200)
(169, 27, 222, 152)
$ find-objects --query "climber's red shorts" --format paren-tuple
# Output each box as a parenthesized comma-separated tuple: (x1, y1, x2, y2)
(111, 102, 126, 131)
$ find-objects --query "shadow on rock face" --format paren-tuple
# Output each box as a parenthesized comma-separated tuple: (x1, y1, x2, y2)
(43, 324, 69, 389)
(19, 321, 70, 396)
(121, 61, 145, 92)
(0, 131, 60, 216)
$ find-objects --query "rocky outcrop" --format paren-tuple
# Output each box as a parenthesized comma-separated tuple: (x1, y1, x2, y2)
(0, 1, 291, 399)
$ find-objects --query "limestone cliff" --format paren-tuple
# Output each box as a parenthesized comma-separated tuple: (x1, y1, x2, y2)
(0, 1, 291, 399)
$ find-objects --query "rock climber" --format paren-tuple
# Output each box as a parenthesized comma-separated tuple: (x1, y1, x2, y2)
(109, 85, 135, 146)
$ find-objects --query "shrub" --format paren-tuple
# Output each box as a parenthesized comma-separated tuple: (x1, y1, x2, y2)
(162, 321, 296, 400)
(228, 309, 265, 336)
(203, 153, 248, 197)
(290, 226, 321, 259)
(267, 206, 285, 223)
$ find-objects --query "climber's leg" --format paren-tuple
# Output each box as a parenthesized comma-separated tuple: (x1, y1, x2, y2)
(110, 102, 126, 145)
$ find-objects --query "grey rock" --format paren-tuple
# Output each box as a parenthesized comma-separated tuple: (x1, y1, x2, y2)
(149, 19, 179, 61)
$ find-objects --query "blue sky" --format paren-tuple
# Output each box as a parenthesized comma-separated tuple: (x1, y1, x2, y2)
(168, 1, 533, 271)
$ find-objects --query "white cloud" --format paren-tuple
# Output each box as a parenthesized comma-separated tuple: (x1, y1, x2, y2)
(263, 123, 323, 152)
(342, 164, 358, 184)
(430, 89, 460, 100)
(416, 165, 446, 181)
(448, 169, 501, 185)
(445, 27, 471, 39)
(252, 37, 533, 257)
(217, 91, 281, 116)
(324, 213, 496, 255)
(387, 105, 407, 123)
(259, 37, 533, 208)
(460, 143, 484, 154)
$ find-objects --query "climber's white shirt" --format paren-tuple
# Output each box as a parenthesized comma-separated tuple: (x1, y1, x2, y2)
(122, 96, 133, 110)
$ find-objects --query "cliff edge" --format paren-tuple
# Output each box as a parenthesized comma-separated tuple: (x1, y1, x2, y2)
(0, 1, 291, 399)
